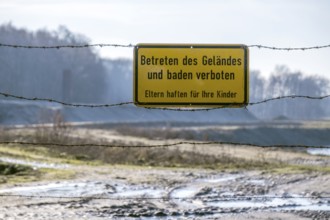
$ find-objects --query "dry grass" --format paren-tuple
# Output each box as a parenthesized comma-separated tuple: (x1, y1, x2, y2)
(115, 125, 198, 140)
(51, 144, 279, 170)
(0, 125, 280, 170)
(1, 121, 328, 172)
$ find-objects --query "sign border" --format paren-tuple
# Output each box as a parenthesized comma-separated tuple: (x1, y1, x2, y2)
(134, 44, 249, 107)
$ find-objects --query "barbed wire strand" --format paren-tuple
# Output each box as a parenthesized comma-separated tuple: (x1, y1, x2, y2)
(0, 92, 133, 107)
(249, 94, 330, 106)
(0, 141, 329, 149)
(248, 44, 330, 51)
(0, 194, 329, 200)
(0, 43, 134, 49)
(1, 92, 330, 111)
(1, 43, 330, 51)
(147, 94, 330, 111)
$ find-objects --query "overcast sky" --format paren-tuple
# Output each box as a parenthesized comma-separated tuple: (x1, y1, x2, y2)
(1, 0, 330, 78)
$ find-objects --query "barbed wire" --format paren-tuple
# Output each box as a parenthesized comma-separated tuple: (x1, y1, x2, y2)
(1, 92, 330, 111)
(0, 43, 134, 49)
(248, 44, 330, 51)
(0, 193, 328, 201)
(1, 43, 330, 51)
(248, 94, 330, 106)
(147, 94, 330, 111)
(0, 140, 329, 149)
(0, 92, 133, 107)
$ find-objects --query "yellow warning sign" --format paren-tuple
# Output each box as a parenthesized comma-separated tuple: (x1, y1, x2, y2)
(134, 44, 249, 107)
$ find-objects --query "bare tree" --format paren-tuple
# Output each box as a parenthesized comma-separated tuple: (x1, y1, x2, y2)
(250, 65, 330, 119)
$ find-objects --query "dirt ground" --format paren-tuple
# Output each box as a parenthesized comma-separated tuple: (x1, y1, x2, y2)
(0, 124, 329, 219)
(0, 165, 329, 219)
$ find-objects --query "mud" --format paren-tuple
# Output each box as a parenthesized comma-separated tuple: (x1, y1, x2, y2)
(0, 166, 329, 219)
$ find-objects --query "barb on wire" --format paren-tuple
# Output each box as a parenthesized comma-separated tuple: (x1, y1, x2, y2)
(0, 194, 329, 200)
(0, 141, 329, 149)
(1, 92, 330, 111)
(1, 42, 330, 51)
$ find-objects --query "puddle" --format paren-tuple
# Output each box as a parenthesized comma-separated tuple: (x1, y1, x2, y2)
(169, 175, 242, 209)
(246, 179, 266, 185)
(307, 146, 330, 156)
(0, 157, 70, 169)
(283, 204, 330, 211)
(199, 175, 242, 183)
(0, 180, 165, 199)
(170, 174, 242, 198)
(171, 186, 196, 198)
(0, 181, 114, 197)
(114, 185, 164, 198)
(208, 197, 309, 208)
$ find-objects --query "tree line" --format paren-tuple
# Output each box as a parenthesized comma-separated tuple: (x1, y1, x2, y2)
(0, 23, 107, 103)
(249, 66, 330, 119)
